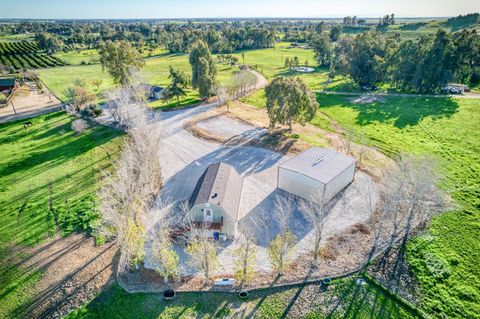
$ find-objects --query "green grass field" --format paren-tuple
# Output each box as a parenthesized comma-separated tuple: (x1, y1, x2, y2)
(54, 49, 101, 65)
(312, 95, 480, 318)
(240, 93, 480, 318)
(0, 33, 35, 42)
(38, 53, 238, 108)
(54, 47, 168, 65)
(66, 278, 418, 319)
(0, 112, 123, 318)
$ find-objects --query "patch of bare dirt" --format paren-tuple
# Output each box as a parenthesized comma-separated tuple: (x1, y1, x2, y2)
(17, 233, 118, 319)
(0, 82, 61, 119)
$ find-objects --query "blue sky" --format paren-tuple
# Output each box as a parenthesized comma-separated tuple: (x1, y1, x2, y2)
(2, 0, 479, 19)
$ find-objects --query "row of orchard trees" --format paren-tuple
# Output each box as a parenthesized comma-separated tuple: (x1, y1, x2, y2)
(310, 28, 480, 92)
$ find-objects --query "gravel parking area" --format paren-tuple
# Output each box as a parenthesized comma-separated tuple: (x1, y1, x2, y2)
(144, 104, 379, 277)
(196, 115, 263, 140)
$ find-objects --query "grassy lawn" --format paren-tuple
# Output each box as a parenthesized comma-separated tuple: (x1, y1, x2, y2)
(314, 94, 479, 318)
(0, 112, 123, 318)
(231, 42, 316, 80)
(148, 89, 201, 110)
(66, 278, 418, 319)
(240, 92, 480, 318)
(38, 53, 238, 108)
(54, 47, 168, 66)
(0, 33, 35, 42)
(55, 49, 101, 65)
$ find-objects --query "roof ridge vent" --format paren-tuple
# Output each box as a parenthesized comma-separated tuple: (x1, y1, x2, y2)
(313, 156, 325, 166)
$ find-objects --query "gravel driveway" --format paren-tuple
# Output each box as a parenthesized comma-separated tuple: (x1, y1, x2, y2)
(144, 102, 379, 276)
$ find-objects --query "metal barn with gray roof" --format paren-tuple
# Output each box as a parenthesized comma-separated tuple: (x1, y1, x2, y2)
(277, 148, 356, 204)
(188, 162, 243, 237)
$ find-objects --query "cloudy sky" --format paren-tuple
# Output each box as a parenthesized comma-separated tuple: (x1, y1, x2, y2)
(2, 0, 480, 19)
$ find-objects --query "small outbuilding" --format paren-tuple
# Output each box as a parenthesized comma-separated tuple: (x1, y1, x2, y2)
(188, 162, 243, 238)
(277, 148, 356, 204)
(0, 78, 17, 93)
(150, 86, 164, 100)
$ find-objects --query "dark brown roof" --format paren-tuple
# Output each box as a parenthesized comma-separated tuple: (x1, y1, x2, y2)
(189, 162, 243, 220)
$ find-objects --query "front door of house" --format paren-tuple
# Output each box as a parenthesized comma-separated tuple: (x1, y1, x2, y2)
(204, 208, 213, 223)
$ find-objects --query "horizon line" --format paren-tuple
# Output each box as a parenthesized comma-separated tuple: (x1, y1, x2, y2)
(0, 15, 461, 21)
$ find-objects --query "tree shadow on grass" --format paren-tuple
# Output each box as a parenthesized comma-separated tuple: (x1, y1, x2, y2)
(318, 95, 459, 129)
(0, 123, 120, 179)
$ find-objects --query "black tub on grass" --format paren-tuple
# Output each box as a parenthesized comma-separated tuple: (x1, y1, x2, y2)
(163, 289, 176, 300)
(322, 278, 331, 286)
(238, 291, 249, 299)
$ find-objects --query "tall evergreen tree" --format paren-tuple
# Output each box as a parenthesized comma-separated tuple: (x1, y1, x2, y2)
(349, 31, 385, 86)
(164, 66, 188, 106)
(413, 30, 454, 93)
(189, 40, 217, 98)
(98, 40, 144, 86)
(310, 32, 332, 66)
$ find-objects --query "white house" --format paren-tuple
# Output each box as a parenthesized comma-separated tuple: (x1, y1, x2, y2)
(188, 162, 243, 238)
(150, 86, 164, 100)
(277, 148, 356, 204)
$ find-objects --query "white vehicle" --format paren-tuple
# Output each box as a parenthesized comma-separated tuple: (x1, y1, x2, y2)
(214, 278, 236, 286)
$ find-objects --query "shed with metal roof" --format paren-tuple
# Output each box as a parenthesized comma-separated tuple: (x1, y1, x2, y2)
(277, 147, 356, 204)
(188, 162, 243, 238)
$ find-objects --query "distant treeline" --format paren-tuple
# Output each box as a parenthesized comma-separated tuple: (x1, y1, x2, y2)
(310, 28, 480, 93)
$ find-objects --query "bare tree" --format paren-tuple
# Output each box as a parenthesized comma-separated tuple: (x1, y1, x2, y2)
(185, 225, 219, 286)
(267, 193, 296, 276)
(104, 69, 149, 126)
(230, 70, 257, 100)
(300, 197, 330, 268)
(98, 94, 162, 275)
(378, 155, 445, 249)
(216, 85, 232, 111)
(233, 230, 257, 286)
(71, 119, 89, 135)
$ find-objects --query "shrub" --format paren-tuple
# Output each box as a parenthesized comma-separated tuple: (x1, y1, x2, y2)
(0, 92, 6, 104)
(80, 104, 102, 118)
(71, 119, 89, 135)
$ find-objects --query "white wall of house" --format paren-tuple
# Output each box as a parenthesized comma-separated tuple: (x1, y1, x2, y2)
(188, 203, 236, 237)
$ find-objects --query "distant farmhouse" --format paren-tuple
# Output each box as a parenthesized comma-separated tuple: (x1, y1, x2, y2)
(137, 84, 165, 100)
(150, 86, 164, 100)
